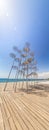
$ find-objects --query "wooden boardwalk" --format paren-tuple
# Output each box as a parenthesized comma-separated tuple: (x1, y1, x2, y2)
(0, 91, 49, 130)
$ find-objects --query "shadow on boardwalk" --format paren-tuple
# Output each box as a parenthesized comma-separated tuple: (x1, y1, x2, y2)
(19, 84, 49, 97)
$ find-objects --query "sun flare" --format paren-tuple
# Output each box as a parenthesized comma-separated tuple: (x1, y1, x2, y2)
(0, 0, 7, 16)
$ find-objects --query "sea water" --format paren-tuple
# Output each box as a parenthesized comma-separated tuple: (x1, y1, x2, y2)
(0, 78, 47, 83)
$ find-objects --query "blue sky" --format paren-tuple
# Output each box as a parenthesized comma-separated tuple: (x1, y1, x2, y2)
(0, 0, 49, 78)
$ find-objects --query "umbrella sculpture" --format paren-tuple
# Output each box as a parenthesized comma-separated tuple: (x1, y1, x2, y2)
(4, 43, 38, 92)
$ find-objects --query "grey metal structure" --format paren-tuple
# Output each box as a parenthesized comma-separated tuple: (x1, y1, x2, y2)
(4, 43, 38, 92)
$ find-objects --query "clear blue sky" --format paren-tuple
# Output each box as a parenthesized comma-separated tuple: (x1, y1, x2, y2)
(0, 0, 49, 78)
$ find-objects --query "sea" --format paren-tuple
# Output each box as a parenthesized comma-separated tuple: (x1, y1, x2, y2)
(0, 78, 48, 83)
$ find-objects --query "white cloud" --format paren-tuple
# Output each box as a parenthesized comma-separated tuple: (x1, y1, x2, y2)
(38, 72, 49, 79)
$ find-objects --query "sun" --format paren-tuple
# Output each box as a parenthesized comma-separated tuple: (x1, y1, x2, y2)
(0, 0, 7, 16)
(0, 0, 4, 7)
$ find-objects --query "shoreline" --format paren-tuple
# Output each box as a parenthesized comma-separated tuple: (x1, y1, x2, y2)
(0, 81, 49, 92)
